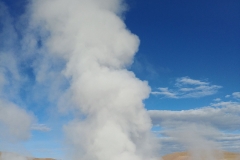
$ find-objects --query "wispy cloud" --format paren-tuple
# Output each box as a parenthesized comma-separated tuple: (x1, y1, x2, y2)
(176, 77, 208, 86)
(213, 98, 221, 102)
(151, 87, 178, 98)
(219, 133, 240, 152)
(225, 95, 231, 98)
(31, 124, 51, 132)
(152, 77, 222, 98)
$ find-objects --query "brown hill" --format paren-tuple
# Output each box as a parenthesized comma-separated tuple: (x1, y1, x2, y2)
(1, 150, 239, 160)
(162, 151, 240, 160)
(0, 152, 55, 160)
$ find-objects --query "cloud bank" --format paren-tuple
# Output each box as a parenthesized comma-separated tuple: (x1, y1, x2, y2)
(149, 99, 240, 154)
(149, 101, 240, 130)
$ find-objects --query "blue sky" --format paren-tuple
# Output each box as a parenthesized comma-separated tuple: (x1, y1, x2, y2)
(0, 0, 240, 159)
(127, 0, 240, 110)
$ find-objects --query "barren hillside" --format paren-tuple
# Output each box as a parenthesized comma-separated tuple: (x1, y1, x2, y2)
(1, 151, 239, 160)
(162, 151, 240, 160)
(0, 152, 55, 160)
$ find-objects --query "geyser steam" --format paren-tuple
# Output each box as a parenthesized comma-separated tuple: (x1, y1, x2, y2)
(29, 0, 159, 159)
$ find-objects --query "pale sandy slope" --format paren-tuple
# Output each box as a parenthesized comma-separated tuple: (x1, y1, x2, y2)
(0, 152, 55, 160)
(1, 151, 239, 160)
(162, 151, 240, 160)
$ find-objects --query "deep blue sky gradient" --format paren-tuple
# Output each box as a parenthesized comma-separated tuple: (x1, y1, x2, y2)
(126, 0, 240, 110)
(127, 0, 240, 79)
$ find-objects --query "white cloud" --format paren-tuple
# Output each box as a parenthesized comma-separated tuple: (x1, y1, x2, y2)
(152, 77, 222, 98)
(149, 100, 240, 154)
(31, 124, 51, 132)
(223, 92, 240, 100)
(0, 52, 24, 101)
(219, 133, 240, 152)
(0, 99, 34, 141)
(176, 77, 208, 86)
(225, 95, 231, 98)
(149, 101, 240, 130)
(232, 92, 240, 99)
(151, 88, 177, 98)
(213, 98, 221, 102)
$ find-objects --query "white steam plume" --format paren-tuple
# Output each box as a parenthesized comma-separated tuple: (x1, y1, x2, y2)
(29, 0, 159, 160)
(165, 123, 223, 160)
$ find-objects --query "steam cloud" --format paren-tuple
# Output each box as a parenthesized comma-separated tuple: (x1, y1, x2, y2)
(165, 123, 223, 160)
(27, 0, 159, 159)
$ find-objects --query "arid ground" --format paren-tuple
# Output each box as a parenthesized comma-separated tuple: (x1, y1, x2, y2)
(0, 151, 240, 160)
(0, 152, 54, 160)
(162, 151, 240, 160)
